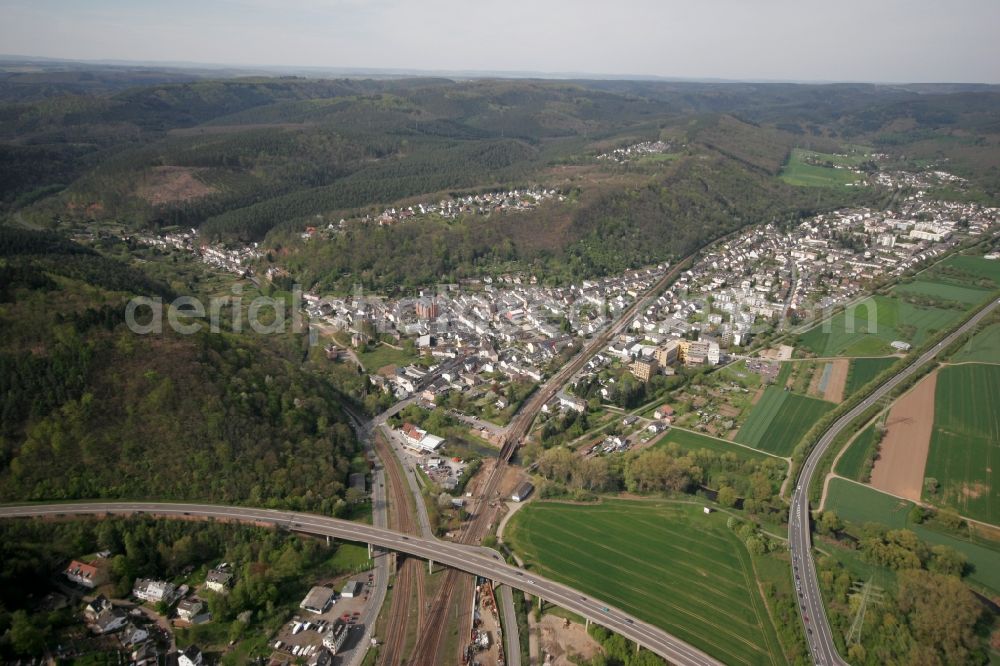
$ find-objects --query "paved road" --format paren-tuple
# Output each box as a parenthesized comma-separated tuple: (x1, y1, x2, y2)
(0, 501, 720, 666)
(340, 412, 390, 666)
(790, 296, 1000, 666)
(497, 584, 521, 666)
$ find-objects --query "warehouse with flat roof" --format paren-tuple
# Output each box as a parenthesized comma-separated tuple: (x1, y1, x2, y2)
(340, 580, 363, 598)
(299, 586, 335, 614)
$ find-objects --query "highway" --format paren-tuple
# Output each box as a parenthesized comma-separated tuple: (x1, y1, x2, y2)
(0, 501, 721, 666)
(790, 296, 1000, 666)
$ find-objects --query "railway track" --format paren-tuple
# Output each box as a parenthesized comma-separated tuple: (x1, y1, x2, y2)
(375, 430, 424, 665)
(412, 257, 694, 664)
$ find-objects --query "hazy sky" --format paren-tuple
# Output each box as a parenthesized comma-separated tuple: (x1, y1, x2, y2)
(2, 0, 998, 83)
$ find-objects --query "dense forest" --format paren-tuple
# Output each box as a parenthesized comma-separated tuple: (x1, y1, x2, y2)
(0, 227, 360, 513)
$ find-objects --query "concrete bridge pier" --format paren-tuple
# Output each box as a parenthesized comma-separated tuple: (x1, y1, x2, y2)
(428, 559, 434, 574)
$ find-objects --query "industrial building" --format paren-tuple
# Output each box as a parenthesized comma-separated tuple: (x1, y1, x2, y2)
(340, 580, 364, 598)
(299, 586, 335, 614)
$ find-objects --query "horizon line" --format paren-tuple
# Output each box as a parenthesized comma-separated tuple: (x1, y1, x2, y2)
(2, 52, 998, 87)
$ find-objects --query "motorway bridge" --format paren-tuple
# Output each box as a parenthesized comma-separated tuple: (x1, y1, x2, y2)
(0, 501, 722, 666)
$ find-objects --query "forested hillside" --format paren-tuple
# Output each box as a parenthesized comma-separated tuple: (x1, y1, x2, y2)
(0, 227, 360, 513)
(1, 72, 998, 291)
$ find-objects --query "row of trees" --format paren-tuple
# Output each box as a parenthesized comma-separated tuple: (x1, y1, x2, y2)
(816, 511, 969, 575)
(532, 442, 786, 503)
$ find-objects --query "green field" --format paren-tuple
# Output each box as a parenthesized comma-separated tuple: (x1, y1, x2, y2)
(923, 364, 1000, 524)
(327, 542, 373, 573)
(824, 478, 1000, 594)
(834, 420, 881, 481)
(935, 364, 1000, 440)
(893, 279, 995, 306)
(506, 500, 784, 666)
(357, 343, 419, 371)
(779, 149, 863, 188)
(938, 255, 1000, 285)
(657, 427, 779, 462)
(735, 387, 833, 455)
(951, 323, 1000, 363)
(844, 357, 899, 395)
(797, 295, 962, 357)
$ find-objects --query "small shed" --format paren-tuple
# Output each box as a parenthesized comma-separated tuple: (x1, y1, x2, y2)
(340, 580, 363, 598)
(511, 481, 534, 503)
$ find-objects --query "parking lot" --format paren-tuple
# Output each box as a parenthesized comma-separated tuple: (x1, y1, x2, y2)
(386, 429, 468, 489)
(269, 573, 377, 663)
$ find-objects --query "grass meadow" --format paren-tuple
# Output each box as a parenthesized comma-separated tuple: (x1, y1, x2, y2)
(844, 357, 899, 395)
(357, 343, 419, 371)
(923, 363, 1000, 525)
(834, 420, 881, 481)
(779, 149, 863, 188)
(505, 499, 785, 666)
(950, 323, 1000, 363)
(824, 478, 1000, 595)
(657, 427, 779, 462)
(735, 387, 833, 455)
(797, 254, 1000, 358)
(796, 295, 962, 357)
(893, 279, 995, 306)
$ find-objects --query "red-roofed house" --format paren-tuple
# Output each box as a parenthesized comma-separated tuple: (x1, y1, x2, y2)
(399, 422, 444, 452)
(653, 405, 675, 421)
(65, 560, 106, 589)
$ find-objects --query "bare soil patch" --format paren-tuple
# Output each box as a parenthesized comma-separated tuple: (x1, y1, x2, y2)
(870, 371, 937, 500)
(718, 404, 740, 418)
(961, 482, 989, 500)
(824, 359, 849, 403)
(539, 615, 602, 666)
(137, 166, 216, 206)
